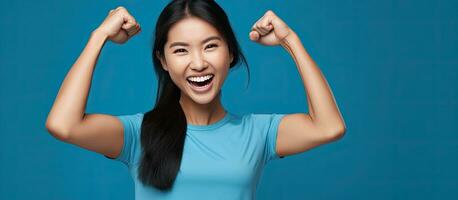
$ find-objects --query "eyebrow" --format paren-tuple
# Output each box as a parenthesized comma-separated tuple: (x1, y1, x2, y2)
(168, 36, 222, 49)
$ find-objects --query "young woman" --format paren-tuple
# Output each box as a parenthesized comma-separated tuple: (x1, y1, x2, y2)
(45, 0, 346, 199)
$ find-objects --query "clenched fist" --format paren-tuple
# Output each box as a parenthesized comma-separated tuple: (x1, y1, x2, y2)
(249, 10, 294, 46)
(95, 6, 141, 44)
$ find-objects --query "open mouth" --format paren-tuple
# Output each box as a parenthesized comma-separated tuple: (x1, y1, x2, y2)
(187, 75, 214, 88)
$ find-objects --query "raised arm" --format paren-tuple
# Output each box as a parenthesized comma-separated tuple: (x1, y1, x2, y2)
(249, 10, 346, 157)
(45, 6, 141, 158)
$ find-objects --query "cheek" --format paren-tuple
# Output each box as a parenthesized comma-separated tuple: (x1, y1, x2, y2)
(168, 69, 185, 84)
(163, 56, 187, 79)
(208, 50, 231, 67)
(164, 65, 186, 88)
(165, 54, 187, 67)
(208, 49, 231, 69)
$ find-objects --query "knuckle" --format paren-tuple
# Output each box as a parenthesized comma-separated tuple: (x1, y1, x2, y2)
(266, 10, 274, 15)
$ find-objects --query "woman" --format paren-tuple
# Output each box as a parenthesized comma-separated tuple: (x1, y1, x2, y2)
(45, 0, 346, 199)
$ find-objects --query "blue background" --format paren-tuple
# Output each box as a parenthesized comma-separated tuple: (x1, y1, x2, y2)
(1, 0, 457, 199)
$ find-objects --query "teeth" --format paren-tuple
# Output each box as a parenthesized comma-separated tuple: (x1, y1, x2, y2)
(187, 74, 213, 82)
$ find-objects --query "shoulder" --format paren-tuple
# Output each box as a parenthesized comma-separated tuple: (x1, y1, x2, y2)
(115, 112, 145, 135)
(116, 112, 144, 124)
(244, 113, 286, 125)
(116, 112, 144, 118)
(236, 112, 286, 131)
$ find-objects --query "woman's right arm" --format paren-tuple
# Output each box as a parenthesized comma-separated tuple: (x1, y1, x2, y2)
(45, 6, 141, 159)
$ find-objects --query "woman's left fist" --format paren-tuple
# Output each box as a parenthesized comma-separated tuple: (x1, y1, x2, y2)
(249, 10, 294, 46)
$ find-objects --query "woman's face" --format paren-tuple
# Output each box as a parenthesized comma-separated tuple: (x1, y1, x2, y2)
(158, 17, 233, 105)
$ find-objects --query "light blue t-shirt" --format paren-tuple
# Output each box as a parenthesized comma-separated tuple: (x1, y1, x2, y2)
(106, 110, 286, 200)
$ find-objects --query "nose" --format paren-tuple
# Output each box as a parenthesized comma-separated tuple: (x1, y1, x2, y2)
(189, 50, 208, 72)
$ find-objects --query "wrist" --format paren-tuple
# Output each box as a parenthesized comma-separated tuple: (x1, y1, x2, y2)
(87, 28, 109, 48)
(91, 28, 109, 41)
(280, 30, 298, 46)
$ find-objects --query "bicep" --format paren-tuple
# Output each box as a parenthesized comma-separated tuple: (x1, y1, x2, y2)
(64, 113, 124, 159)
(276, 113, 338, 157)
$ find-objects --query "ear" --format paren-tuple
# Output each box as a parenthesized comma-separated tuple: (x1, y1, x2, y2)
(156, 51, 168, 71)
(230, 54, 234, 64)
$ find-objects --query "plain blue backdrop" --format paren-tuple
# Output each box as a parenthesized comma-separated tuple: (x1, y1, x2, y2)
(1, 0, 457, 199)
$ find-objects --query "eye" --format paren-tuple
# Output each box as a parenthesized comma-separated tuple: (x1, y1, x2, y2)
(206, 43, 218, 49)
(173, 48, 187, 54)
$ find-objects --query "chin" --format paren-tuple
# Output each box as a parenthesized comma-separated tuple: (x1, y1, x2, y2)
(186, 88, 219, 105)
(189, 95, 214, 105)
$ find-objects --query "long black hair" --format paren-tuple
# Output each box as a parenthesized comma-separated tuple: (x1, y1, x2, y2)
(139, 0, 250, 191)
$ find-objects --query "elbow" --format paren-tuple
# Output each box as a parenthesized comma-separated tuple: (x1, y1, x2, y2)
(335, 126, 346, 139)
(45, 120, 71, 141)
(326, 124, 346, 141)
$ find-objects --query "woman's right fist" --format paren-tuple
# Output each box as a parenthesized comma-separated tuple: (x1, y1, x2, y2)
(95, 6, 141, 44)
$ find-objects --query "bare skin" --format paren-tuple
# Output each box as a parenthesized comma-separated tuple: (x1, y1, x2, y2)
(45, 6, 141, 158)
(248, 10, 347, 157)
(45, 6, 346, 160)
(157, 16, 233, 126)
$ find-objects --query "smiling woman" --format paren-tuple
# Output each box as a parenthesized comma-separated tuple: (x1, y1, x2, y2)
(45, 0, 345, 199)
(144, 0, 251, 193)
(156, 16, 237, 106)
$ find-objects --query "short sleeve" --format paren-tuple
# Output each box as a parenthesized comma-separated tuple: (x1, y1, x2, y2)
(105, 113, 143, 167)
(251, 113, 287, 164)
(264, 113, 287, 163)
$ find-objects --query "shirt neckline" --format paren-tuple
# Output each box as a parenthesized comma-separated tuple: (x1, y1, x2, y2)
(187, 110, 232, 131)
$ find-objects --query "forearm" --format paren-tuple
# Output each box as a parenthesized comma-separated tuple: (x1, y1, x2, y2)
(280, 31, 346, 132)
(46, 29, 108, 136)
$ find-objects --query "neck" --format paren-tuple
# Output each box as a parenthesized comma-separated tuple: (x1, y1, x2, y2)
(179, 91, 226, 126)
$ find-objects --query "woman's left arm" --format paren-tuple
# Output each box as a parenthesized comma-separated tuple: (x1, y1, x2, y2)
(250, 10, 346, 157)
